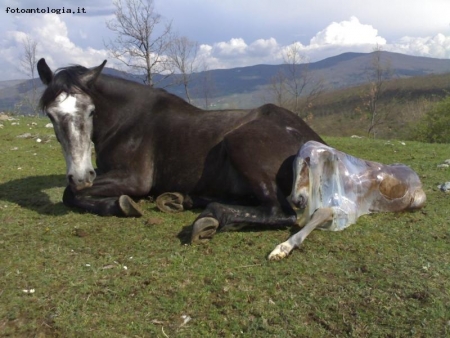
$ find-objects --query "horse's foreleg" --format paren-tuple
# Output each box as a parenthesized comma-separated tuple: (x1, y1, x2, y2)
(268, 207, 333, 260)
(63, 170, 151, 216)
(63, 186, 143, 216)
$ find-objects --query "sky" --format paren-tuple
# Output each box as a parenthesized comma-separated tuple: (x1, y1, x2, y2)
(1, 0, 450, 81)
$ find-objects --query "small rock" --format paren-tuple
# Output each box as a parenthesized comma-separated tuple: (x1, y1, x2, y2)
(351, 135, 362, 139)
(102, 264, 115, 270)
(437, 164, 449, 168)
(438, 182, 450, 192)
(45, 123, 53, 128)
(179, 315, 192, 327)
(16, 133, 32, 139)
(445, 159, 450, 165)
(36, 138, 42, 143)
(22, 289, 35, 294)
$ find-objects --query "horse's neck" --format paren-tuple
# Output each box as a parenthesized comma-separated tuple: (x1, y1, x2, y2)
(91, 76, 134, 143)
(95, 75, 134, 103)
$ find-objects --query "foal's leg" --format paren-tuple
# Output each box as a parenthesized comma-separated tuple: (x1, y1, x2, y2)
(268, 207, 333, 260)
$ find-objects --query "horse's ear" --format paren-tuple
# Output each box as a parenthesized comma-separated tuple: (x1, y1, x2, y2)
(37, 58, 53, 85)
(80, 60, 107, 87)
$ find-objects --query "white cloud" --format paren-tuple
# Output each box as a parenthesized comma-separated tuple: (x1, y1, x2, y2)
(389, 34, 450, 59)
(212, 38, 248, 57)
(197, 37, 283, 69)
(248, 38, 279, 57)
(0, 14, 112, 80)
(310, 16, 386, 47)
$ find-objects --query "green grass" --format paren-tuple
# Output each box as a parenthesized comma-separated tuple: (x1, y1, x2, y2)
(1, 116, 449, 337)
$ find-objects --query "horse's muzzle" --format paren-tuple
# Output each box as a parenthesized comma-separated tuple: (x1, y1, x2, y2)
(290, 194, 308, 210)
(68, 170, 96, 191)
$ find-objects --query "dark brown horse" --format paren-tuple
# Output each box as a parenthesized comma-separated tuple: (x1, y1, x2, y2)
(37, 58, 325, 243)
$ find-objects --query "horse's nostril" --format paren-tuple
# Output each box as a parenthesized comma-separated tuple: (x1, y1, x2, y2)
(68, 174, 74, 184)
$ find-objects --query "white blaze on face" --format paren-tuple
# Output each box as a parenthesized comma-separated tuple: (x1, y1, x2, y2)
(56, 92, 78, 115)
(47, 91, 96, 189)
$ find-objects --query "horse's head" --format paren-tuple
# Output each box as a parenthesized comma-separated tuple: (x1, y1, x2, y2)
(37, 58, 106, 191)
(289, 155, 310, 209)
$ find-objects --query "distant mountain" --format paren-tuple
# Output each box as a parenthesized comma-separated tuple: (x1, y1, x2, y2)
(1, 51, 450, 114)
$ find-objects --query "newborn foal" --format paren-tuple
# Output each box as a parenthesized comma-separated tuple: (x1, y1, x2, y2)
(269, 141, 426, 260)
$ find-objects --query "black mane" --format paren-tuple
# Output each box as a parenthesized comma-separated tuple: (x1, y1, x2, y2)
(39, 65, 94, 110)
(38, 65, 175, 111)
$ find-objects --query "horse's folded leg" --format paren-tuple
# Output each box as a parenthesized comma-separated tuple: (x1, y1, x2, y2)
(191, 217, 220, 244)
(156, 192, 184, 213)
(118, 195, 143, 217)
(63, 187, 143, 217)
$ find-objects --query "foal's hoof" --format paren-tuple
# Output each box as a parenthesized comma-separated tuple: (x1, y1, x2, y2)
(119, 195, 143, 217)
(156, 192, 184, 213)
(268, 244, 291, 261)
(191, 217, 219, 244)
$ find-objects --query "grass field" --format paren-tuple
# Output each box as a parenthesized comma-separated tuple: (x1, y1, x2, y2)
(0, 116, 449, 337)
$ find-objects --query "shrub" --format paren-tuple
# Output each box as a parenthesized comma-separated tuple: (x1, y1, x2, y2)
(413, 95, 450, 143)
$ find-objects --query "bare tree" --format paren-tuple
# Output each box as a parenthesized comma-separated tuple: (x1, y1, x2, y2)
(20, 35, 39, 116)
(283, 44, 307, 112)
(105, 0, 174, 86)
(268, 44, 324, 116)
(362, 45, 393, 137)
(269, 70, 289, 108)
(167, 36, 199, 103)
(192, 60, 216, 109)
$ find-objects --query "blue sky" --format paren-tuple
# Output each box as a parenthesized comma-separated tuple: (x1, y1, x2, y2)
(1, 0, 450, 80)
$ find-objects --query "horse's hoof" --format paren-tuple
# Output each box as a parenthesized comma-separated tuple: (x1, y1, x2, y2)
(156, 192, 184, 213)
(191, 217, 219, 244)
(119, 195, 143, 217)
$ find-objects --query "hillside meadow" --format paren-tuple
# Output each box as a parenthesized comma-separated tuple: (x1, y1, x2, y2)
(305, 72, 450, 140)
(0, 116, 449, 337)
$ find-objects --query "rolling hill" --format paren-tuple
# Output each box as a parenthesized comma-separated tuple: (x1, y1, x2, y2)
(1, 51, 450, 115)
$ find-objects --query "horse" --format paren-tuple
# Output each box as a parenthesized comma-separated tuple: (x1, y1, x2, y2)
(268, 141, 426, 260)
(37, 58, 325, 243)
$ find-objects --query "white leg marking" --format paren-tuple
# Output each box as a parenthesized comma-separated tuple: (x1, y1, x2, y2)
(268, 208, 334, 260)
(268, 241, 295, 260)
